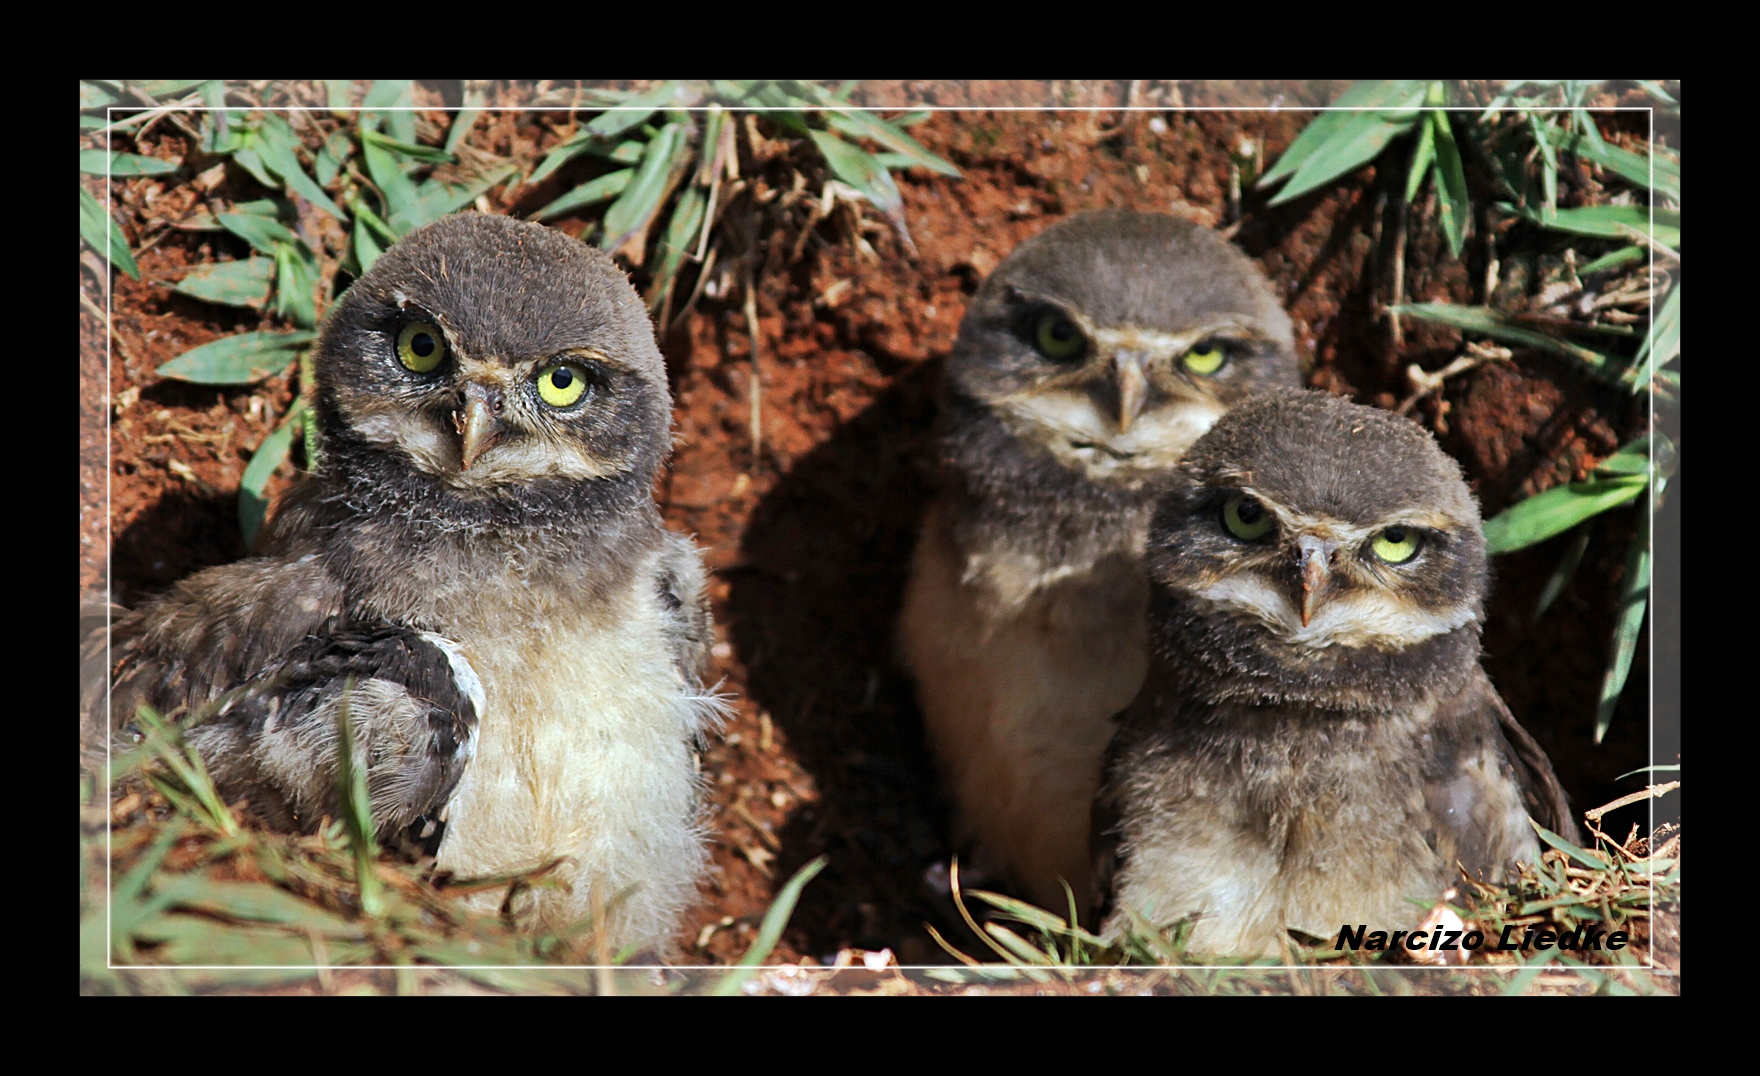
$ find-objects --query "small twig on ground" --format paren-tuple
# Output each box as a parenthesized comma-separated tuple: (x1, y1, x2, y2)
(743, 262, 762, 474)
(1616, 224, 1681, 266)
(1389, 197, 1410, 348)
(88, 93, 204, 138)
(669, 241, 718, 336)
(1397, 341, 1510, 415)
(1583, 782, 1681, 824)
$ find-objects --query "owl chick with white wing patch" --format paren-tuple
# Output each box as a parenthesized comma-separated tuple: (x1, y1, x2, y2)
(899, 210, 1301, 911)
(87, 214, 720, 953)
(1093, 389, 1576, 956)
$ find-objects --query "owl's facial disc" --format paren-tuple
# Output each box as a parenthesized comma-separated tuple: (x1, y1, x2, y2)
(1178, 489, 1475, 651)
(995, 301, 1272, 482)
(342, 301, 630, 489)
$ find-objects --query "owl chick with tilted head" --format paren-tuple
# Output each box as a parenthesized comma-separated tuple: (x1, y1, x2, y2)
(1092, 389, 1575, 956)
(87, 214, 720, 954)
(898, 210, 1301, 912)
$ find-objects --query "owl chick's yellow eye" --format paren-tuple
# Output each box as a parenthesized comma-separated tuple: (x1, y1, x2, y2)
(1222, 494, 1274, 541)
(1182, 344, 1226, 376)
(396, 321, 446, 373)
(1034, 313, 1086, 360)
(1372, 526, 1421, 564)
(536, 362, 590, 408)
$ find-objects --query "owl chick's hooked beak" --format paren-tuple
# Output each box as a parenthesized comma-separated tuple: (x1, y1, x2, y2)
(1295, 532, 1339, 627)
(452, 380, 507, 470)
(1113, 348, 1150, 433)
(1083, 325, 1224, 439)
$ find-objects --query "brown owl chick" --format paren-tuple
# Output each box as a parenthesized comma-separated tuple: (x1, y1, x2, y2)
(899, 210, 1301, 911)
(88, 214, 720, 954)
(1093, 389, 1575, 956)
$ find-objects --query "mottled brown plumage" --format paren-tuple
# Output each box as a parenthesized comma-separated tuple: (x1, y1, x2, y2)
(1093, 390, 1574, 955)
(899, 210, 1301, 910)
(86, 214, 719, 953)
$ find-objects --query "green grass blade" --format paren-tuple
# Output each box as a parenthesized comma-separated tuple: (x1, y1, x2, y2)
(1269, 110, 1420, 206)
(132, 706, 238, 834)
(169, 880, 364, 936)
(231, 143, 279, 190)
(171, 257, 274, 309)
(711, 855, 829, 995)
(80, 185, 140, 279)
(217, 211, 300, 256)
(114, 815, 187, 910)
(982, 922, 1057, 965)
(273, 241, 319, 328)
(80, 80, 124, 111)
(964, 888, 1070, 935)
(351, 213, 384, 274)
(253, 115, 346, 220)
(1529, 820, 1611, 870)
(1430, 111, 1470, 258)
(1533, 525, 1591, 621)
(584, 81, 681, 141)
(332, 680, 384, 917)
(527, 134, 595, 187)
(360, 136, 422, 235)
(315, 129, 353, 188)
(444, 88, 486, 156)
(1390, 302, 1626, 380)
(156, 330, 311, 385)
(1403, 110, 1436, 203)
(239, 397, 307, 549)
(1570, 138, 1680, 201)
(826, 110, 960, 176)
(809, 129, 906, 222)
(199, 82, 232, 150)
(1579, 245, 1644, 275)
(399, 163, 518, 233)
(348, 195, 398, 244)
(601, 123, 689, 252)
(1528, 204, 1681, 248)
(1630, 283, 1679, 394)
(646, 184, 708, 311)
(1527, 114, 1560, 211)
(362, 79, 415, 143)
(1596, 523, 1651, 743)
(134, 79, 207, 99)
(360, 128, 453, 164)
(1483, 476, 1646, 554)
(1258, 80, 1429, 190)
(80, 149, 178, 176)
(1594, 435, 1652, 478)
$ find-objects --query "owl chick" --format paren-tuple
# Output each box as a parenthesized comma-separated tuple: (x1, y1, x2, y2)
(899, 210, 1301, 911)
(91, 214, 719, 953)
(1093, 389, 1575, 956)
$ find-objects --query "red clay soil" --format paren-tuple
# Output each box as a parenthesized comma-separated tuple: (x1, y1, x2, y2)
(79, 86, 1660, 965)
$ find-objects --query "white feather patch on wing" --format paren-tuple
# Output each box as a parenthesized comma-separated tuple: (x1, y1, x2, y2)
(1189, 575, 1475, 649)
(420, 631, 484, 763)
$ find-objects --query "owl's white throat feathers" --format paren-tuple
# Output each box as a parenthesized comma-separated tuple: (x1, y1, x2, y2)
(1188, 572, 1475, 650)
(346, 408, 619, 488)
(1002, 391, 1224, 479)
